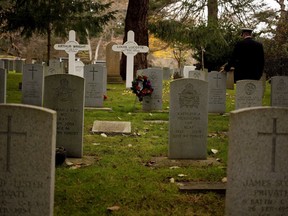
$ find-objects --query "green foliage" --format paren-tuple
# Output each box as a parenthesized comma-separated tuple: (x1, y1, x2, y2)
(0, 0, 116, 39)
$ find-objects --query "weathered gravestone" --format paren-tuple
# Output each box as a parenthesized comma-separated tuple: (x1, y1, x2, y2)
(112, 30, 149, 88)
(0, 60, 4, 68)
(22, 64, 44, 106)
(106, 42, 122, 83)
(169, 78, 208, 159)
(208, 71, 226, 113)
(235, 80, 263, 110)
(84, 64, 105, 107)
(271, 76, 288, 107)
(43, 74, 84, 157)
(163, 67, 172, 80)
(74, 60, 85, 78)
(8, 60, 15, 72)
(0, 68, 6, 103)
(226, 70, 234, 90)
(137, 68, 163, 111)
(188, 70, 207, 81)
(0, 104, 56, 216)
(54, 30, 89, 76)
(45, 59, 64, 76)
(182, 66, 195, 78)
(15, 60, 24, 73)
(226, 107, 288, 216)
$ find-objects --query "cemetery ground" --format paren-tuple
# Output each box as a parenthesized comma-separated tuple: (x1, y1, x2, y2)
(6, 72, 271, 216)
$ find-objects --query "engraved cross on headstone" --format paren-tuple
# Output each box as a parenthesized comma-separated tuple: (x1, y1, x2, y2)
(54, 30, 89, 75)
(89, 67, 98, 81)
(0, 116, 27, 172)
(28, 65, 37, 80)
(213, 74, 222, 88)
(112, 30, 149, 88)
(258, 118, 288, 172)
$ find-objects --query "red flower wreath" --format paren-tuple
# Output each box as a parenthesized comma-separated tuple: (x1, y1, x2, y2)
(131, 75, 154, 101)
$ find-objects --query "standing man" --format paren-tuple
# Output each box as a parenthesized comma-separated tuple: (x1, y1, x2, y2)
(224, 28, 265, 83)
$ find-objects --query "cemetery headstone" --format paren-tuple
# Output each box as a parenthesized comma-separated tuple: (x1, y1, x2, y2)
(15, 59, 24, 73)
(169, 78, 208, 159)
(208, 71, 226, 113)
(226, 70, 234, 90)
(182, 66, 195, 78)
(106, 42, 122, 83)
(260, 72, 267, 97)
(0, 60, 4, 68)
(43, 74, 84, 157)
(84, 64, 105, 107)
(112, 30, 149, 88)
(188, 70, 206, 81)
(74, 60, 85, 78)
(8, 60, 15, 72)
(163, 67, 172, 80)
(0, 104, 56, 216)
(0, 68, 7, 103)
(54, 30, 89, 76)
(226, 107, 288, 215)
(45, 59, 64, 76)
(22, 64, 44, 106)
(235, 80, 263, 110)
(271, 76, 288, 107)
(137, 68, 163, 111)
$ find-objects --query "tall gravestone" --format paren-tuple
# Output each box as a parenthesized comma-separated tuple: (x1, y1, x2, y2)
(226, 70, 234, 90)
(169, 78, 208, 159)
(271, 76, 288, 107)
(22, 64, 44, 106)
(0, 68, 7, 103)
(137, 68, 163, 111)
(84, 64, 105, 107)
(0, 60, 4, 68)
(235, 80, 263, 110)
(163, 67, 172, 80)
(106, 42, 122, 83)
(0, 104, 56, 216)
(208, 71, 226, 113)
(226, 107, 288, 215)
(43, 74, 84, 157)
(112, 30, 149, 88)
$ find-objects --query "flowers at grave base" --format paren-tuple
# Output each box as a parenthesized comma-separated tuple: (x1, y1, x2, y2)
(131, 75, 154, 101)
(103, 95, 108, 100)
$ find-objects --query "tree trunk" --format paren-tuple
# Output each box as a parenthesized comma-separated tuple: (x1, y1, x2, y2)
(275, 0, 288, 46)
(207, 0, 218, 27)
(120, 0, 149, 80)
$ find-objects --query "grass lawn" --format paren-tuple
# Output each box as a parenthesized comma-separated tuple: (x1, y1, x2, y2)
(6, 72, 271, 216)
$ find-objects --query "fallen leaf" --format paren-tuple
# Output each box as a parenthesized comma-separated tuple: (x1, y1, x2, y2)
(170, 178, 175, 183)
(178, 174, 187, 177)
(211, 149, 219, 154)
(101, 133, 107, 137)
(92, 143, 101, 146)
(222, 177, 227, 183)
(169, 166, 180, 169)
(107, 206, 120, 212)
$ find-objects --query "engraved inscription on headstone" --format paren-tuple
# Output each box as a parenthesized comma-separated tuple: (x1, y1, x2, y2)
(226, 107, 288, 215)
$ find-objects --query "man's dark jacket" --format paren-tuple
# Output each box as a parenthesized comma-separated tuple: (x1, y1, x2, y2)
(224, 37, 265, 83)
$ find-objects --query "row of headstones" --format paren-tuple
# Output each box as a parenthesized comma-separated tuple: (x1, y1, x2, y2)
(0, 62, 107, 108)
(1, 101, 288, 215)
(168, 78, 288, 215)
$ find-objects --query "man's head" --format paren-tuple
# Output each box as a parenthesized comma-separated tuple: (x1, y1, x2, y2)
(241, 28, 253, 38)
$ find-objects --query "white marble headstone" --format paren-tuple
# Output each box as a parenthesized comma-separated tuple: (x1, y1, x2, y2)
(0, 104, 56, 216)
(43, 74, 84, 157)
(226, 107, 288, 215)
(169, 78, 208, 159)
(208, 71, 226, 113)
(22, 64, 44, 106)
(271, 76, 288, 107)
(235, 80, 263, 110)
